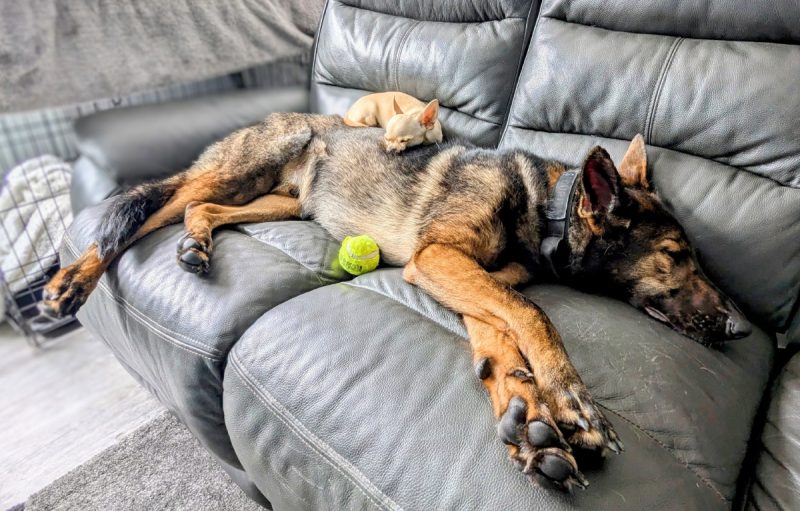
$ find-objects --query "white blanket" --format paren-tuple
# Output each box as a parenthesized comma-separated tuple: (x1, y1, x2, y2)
(0, 156, 73, 319)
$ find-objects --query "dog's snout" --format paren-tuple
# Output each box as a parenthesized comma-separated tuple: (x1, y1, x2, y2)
(725, 314, 752, 339)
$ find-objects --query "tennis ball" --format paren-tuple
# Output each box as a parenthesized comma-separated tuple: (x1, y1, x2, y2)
(338, 235, 380, 276)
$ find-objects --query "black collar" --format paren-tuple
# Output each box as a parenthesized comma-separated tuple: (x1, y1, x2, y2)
(540, 169, 580, 278)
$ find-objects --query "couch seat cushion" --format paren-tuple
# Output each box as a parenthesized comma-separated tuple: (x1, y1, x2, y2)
(63, 202, 347, 467)
(746, 353, 800, 510)
(224, 269, 773, 510)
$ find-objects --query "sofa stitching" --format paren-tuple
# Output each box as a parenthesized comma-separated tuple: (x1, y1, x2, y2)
(501, 125, 798, 192)
(644, 37, 682, 144)
(343, 281, 465, 338)
(94, 281, 220, 361)
(499, 0, 545, 146)
(230, 355, 402, 511)
(64, 238, 222, 360)
(597, 403, 728, 503)
(64, 238, 224, 352)
(335, 1, 525, 24)
(393, 21, 417, 91)
(650, 38, 683, 143)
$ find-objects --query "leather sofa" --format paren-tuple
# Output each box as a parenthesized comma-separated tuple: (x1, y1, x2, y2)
(64, 0, 800, 509)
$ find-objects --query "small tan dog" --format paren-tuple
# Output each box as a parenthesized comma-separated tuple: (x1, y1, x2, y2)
(344, 91, 443, 152)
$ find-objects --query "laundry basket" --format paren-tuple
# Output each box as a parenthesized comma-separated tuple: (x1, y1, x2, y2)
(0, 156, 76, 346)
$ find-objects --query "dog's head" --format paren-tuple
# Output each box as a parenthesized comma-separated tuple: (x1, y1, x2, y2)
(569, 135, 751, 345)
(384, 99, 439, 153)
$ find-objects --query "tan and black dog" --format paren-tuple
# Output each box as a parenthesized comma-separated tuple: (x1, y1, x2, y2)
(42, 113, 751, 490)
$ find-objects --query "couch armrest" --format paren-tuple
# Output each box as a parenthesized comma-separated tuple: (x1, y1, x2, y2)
(74, 87, 309, 187)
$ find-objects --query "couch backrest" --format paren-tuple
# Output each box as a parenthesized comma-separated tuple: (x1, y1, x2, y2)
(309, 0, 539, 147)
(500, 0, 800, 336)
(311, 0, 800, 337)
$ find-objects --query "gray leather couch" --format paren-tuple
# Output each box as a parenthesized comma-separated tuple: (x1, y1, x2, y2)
(64, 0, 800, 509)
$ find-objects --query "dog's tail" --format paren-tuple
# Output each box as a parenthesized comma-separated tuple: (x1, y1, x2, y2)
(95, 174, 186, 259)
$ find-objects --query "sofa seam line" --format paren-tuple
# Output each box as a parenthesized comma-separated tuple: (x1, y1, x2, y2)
(342, 281, 464, 338)
(229, 355, 401, 511)
(64, 237, 225, 354)
(334, 1, 525, 24)
(393, 20, 417, 91)
(648, 37, 683, 143)
(539, 15, 788, 44)
(597, 402, 729, 503)
(63, 238, 224, 359)
(497, 0, 543, 147)
(502, 125, 798, 191)
(644, 37, 680, 143)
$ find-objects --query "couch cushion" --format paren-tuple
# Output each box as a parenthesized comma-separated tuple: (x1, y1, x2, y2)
(501, 0, 800, 335)
(746, 353, 800, 511)
(62, 202, 346, 468)
(309, 0, 539, 146)
(224, 269, 773, 510)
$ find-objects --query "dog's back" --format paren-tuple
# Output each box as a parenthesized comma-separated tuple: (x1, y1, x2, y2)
(298, 126, 546, 267)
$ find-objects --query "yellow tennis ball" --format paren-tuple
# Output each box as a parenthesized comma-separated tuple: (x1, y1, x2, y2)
(338, 235, 380, 276)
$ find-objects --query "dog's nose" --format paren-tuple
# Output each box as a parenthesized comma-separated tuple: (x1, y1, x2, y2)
(726, 315, 752, 339)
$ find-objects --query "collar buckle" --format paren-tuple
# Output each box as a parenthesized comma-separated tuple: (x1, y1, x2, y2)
(541, 169, 580, 278)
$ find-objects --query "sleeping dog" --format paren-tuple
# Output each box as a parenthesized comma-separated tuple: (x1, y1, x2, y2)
(43, 113, 751, 490)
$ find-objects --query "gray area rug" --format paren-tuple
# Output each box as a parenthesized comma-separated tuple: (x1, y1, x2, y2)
(24, 412, 263, 511)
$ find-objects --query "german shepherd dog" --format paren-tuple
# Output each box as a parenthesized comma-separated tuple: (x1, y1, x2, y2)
(42, 113, 751, 490)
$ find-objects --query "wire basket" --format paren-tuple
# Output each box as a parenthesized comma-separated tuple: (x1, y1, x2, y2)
(1, 155, 77, 346)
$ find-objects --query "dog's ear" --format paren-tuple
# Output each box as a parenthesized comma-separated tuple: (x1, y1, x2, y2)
(618, 134, 649, 189)
(418, 99, 439, 129)
(580, 146, 620, 217)
(392, 96, 404, 115)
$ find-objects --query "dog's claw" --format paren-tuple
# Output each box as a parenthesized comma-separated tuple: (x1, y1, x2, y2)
(576, 416, 590, 432)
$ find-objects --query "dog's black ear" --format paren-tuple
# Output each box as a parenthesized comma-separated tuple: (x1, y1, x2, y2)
(581, 146, 620, 215)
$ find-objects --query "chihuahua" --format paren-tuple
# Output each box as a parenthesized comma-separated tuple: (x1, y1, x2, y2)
(344, 91, 443, 152)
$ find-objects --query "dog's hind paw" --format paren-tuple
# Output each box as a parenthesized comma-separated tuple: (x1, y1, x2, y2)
(40, 265, 92, 317)
(498, 396, 588, 491)
(176, 234, 210, 274)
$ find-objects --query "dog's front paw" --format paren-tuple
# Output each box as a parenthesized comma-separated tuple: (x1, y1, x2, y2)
(539, 379, 623, 456)
(176, 233, 211, 274)
(498, 395, 588, 491)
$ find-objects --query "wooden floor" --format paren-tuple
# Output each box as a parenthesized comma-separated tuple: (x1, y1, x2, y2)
(0, 322, 164, 509)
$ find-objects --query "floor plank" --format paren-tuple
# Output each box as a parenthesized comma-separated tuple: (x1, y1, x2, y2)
(0, 322, 164, 509)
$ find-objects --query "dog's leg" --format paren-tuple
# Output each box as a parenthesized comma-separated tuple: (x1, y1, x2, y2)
(405, 243, 621, 488)
(490, 262, 530, 288)
(43, 113, 317, 317)
(176, 194, 301, 273)
(462, 315, 584, 489)
(42, 175, 223, 316)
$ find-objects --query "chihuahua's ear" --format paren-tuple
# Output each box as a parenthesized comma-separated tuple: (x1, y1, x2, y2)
(418, 99, 439, 129)
(580, 146, 621, 217)
(618, 134, 649, 189)
(392, 96, 404, 115)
